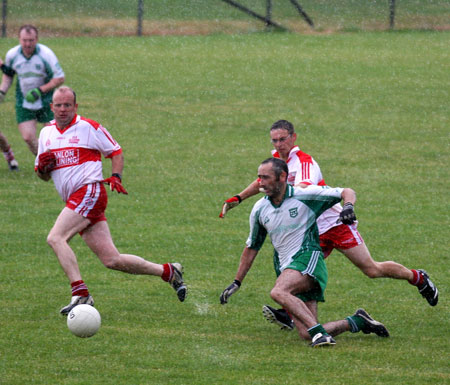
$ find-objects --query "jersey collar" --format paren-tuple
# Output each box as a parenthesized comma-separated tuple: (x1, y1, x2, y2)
(264, 184, 293, 208)
(272, 145, 300, 162)
(55, 114, 79, 133)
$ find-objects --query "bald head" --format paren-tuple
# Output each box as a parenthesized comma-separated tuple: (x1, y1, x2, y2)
(51, 87, 78, 128)
(53, 86, 76, 104)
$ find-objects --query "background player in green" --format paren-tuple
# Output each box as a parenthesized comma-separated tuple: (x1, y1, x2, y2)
(220, 157, 389, 347)
(0, 24, 65, 156)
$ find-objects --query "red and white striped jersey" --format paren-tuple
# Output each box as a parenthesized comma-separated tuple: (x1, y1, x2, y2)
(272, 146, 324, 186)
(35, 114, 122, 202)
(271, 145, 343, 234)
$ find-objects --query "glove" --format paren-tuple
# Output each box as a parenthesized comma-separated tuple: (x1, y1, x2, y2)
(220, 280, 241, 304)
(219, 195, 242, 218)
(0, 90, 5, 103)
(338, 202, 357, 225)
(25, 88, 42, 103)
(37, 151, 57, 174)
(102, 174, 128, 194)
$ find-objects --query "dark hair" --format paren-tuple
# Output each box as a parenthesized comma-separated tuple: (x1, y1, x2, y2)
(19, 24, 38, 37)
(270, 120, 295, 135)
(260, 157, 288, 180)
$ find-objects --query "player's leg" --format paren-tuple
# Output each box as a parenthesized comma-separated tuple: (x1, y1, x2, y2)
(17, 120, 38, 155)
(47, 207, 90, 282)
(82, 221, 163, 275)
(0, 131, 19, 170)
(82, 221, 187, 302)
(46, 207, 95, 314)
(270, 269, 334, 347)
(340, 233, 438, 306)
(341, 243, 413, 280)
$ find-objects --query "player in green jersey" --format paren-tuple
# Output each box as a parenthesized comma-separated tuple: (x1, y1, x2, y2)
(220, 158, 389, 347)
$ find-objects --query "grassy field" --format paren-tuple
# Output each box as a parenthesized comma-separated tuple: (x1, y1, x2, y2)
(0, 30, 449, 384)
(3, 0, 450, 35)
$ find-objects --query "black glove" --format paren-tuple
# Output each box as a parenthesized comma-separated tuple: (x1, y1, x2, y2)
(220, 279, 241, 304)
(339, 202, 356, 225)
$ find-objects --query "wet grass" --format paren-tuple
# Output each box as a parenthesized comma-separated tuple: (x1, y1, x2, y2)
(0, 32, 449, 384)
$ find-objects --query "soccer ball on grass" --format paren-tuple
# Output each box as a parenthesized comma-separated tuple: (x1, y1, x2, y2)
(67, 304, 101, 338)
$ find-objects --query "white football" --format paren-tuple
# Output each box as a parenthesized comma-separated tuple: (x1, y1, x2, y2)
(67, 304, 101, 338)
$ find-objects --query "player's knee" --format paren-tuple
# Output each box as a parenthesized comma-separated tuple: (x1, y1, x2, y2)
(101, 255, 121, 270)
(361, 263, 383, 278)
(270, 287, 284, 303)
(46, 233, 60, 249)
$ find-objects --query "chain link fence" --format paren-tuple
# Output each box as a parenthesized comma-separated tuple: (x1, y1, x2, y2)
(2, 0, 449, 37)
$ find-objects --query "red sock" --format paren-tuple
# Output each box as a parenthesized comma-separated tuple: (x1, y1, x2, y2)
(71, 280, 89, 297)
(409, 270, 423, 286)
(161, 263, 173, 282)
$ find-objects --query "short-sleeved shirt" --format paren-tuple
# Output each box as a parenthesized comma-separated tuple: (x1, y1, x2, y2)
(246, 184, 343, 272)
(3, 43, 64, 110)
(35, 114, 121, 202)
(272, 146, 344, 235)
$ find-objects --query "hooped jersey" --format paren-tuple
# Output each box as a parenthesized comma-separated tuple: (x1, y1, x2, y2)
(3, 43, 64, 110)
(272, 146, 344, 235)
(35, 114, 121, 202)
(246, 185, 343, 272)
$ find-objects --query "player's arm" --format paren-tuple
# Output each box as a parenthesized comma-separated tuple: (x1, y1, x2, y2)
(26, 77, 65, 103)
(219, 179, 260, 218)
(102, 152, 128, 194)
(339, 188, 357, 224)
(40, 76, 65, 94)
(220, 246, 259, 304)
(0, 73, 14, 103)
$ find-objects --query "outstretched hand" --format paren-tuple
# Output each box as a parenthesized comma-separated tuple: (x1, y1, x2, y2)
(220, 280, 241, 304)
(102, 175, 128, 194)
(219, 195, 242, 218)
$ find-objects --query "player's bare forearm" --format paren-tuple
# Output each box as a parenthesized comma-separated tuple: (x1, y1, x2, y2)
(235, 247, 259, 283)
(0, 73, 13, 94)
(341, 188, 356, 205)
(110, 153, 125, 175)
(40, 77, 65, 93)
(238, 179, 261, 201)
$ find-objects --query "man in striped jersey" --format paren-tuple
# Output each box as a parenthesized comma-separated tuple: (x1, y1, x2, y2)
(220, 158, 389, 347)
(35, 86, 187, 315)
(0, 25, 65, 156)
(220, 120, 438, 330)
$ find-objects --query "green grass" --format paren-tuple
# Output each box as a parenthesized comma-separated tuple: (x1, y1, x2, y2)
(0, 31, 449, 384)
(4, 0, 450, 34)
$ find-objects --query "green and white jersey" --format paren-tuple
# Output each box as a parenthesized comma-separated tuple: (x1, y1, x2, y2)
(246, 184, 343, 272)
(4, 43, 64, 110)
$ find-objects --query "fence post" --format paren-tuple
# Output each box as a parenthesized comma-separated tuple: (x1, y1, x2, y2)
(266, 0, 272, 27)
(137, 0, 143, 36)
(389, 0, 396, 30)
(2, 0, 6, 38)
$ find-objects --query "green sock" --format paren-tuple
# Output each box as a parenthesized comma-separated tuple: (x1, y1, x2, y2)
(346, 315, 365, 333)
(307, 324, 328, 339)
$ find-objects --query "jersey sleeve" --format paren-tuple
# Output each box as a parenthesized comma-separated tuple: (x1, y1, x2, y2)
(92, 124, 122, 158)
(246, 204, 267, 250)
(3, 47, 18, 77)
(295, 185, 343, 218)
(40, 45, 65, 79)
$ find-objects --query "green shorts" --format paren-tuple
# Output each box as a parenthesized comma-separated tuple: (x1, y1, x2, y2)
(274, 249, 328, 302)
(16, 103, 54, 124)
